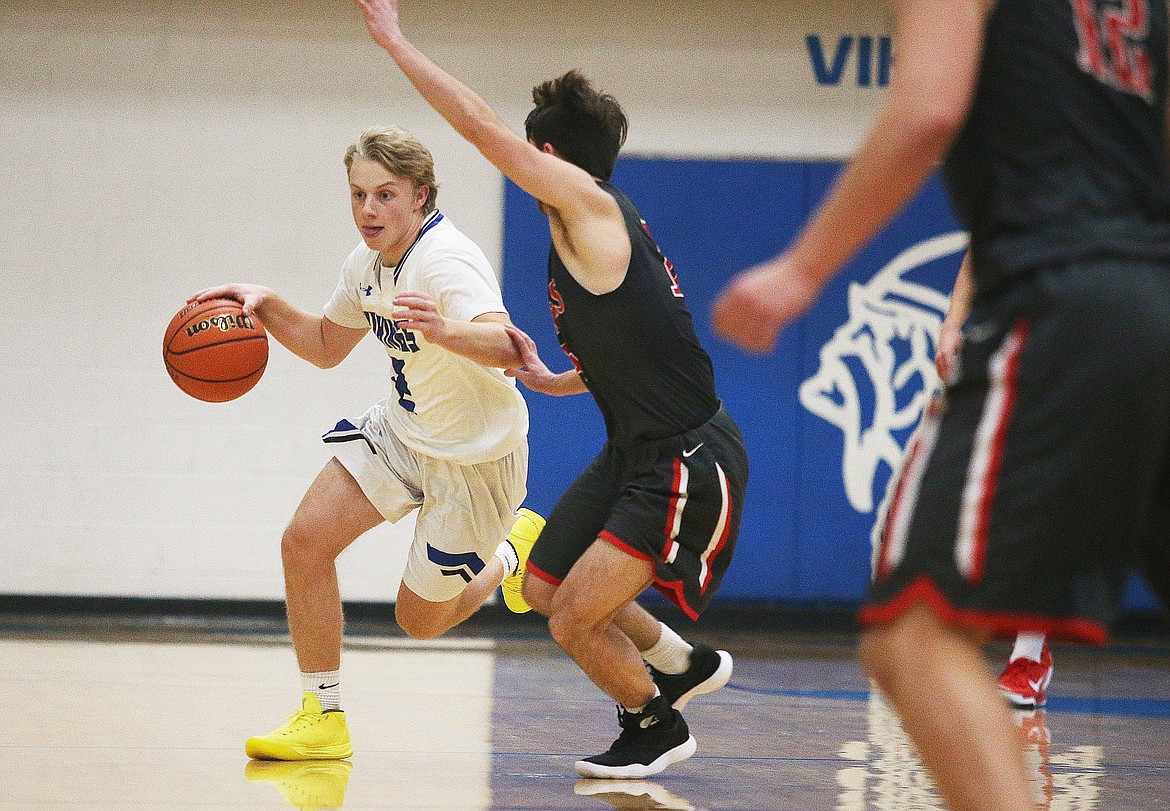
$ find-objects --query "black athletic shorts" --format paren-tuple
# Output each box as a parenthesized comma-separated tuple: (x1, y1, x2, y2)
(861, 257, 1170, 643)
(527, 404, 748, 619)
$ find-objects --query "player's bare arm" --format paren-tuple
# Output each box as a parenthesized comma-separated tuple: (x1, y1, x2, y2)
(190, 283, 367, 369)
(712, 0, 993, 353)
(391, 291, 523, 369)
(936, 250, 973, 381)
(503, 324, 589, 396)
(354, 0, 631, 294)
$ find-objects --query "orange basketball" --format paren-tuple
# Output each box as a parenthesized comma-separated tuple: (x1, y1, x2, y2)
(164, 298, 268, 402)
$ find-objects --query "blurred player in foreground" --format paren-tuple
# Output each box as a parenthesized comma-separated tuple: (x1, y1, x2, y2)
(714, 1, 1170, 809)
(937, 254, 1055, 712)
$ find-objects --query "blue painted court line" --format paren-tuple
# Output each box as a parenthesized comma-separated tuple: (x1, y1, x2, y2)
(727, 684, 1170, 719)
(1046, 696, 1170, 718)
(727, 684, 870, 702)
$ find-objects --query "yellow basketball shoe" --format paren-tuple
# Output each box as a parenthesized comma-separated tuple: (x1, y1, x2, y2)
(245, 693, 353, 761)
(245, 759, 353, 811)
(501, 508, 545, 613)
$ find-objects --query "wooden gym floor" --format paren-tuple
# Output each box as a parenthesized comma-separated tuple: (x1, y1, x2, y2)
(1, 611, 1167, 810)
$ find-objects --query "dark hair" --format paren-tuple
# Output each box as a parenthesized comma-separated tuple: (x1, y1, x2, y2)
(524, 70, 628, 181)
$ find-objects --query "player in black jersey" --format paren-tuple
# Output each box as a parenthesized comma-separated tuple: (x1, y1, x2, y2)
(356, 0, 748, 780)
(938, 255, 1057, 712)
(714, 1, 1169, 810)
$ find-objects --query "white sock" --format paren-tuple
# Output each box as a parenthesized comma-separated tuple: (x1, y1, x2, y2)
(1009, 632, 1046, 663)
(302, 670, 342, 711)
(494, 540, 519, 579)
(641, 622, 693, 675)
(624, 686, 662, 715)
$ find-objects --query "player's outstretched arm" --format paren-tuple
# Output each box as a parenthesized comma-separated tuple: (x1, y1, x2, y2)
(713, 0, 993, 354)
(503, 325, 589, 396)
(189, 284, 367, 369)
(391, 292, 523, 369)
(354, 0, 626, 290)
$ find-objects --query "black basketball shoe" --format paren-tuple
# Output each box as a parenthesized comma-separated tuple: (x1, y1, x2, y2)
(648, 643, 733, 710)
(574, 695, 697, 779)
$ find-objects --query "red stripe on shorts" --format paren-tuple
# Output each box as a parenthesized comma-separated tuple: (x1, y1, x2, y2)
(857, 574, 1108, 645)
(599, 530, 654, 562)
(526, 561, 562, 586)
(964, 320, 1029, 583)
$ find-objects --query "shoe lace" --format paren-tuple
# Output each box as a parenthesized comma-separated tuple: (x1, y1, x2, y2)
(613, 704, 661, 742)
(610, 705, 640, 747)
(278, 708, 319, 735)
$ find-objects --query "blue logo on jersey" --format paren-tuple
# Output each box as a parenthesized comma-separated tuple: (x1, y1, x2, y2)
(365, 311, 419, 353)
(807, 35, 891, 87)
(426, 545, 486, 584)
(361, 284, 373, 297)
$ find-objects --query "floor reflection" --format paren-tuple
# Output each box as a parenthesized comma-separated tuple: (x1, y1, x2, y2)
(244, 759, 353, 810)
(837, 693, 1105, 810)
(574, 779, 699, 810)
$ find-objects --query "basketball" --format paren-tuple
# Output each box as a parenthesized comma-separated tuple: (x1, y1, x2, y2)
(163, 298, 268, 402)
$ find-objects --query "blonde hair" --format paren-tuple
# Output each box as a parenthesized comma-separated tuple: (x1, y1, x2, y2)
(344, 126, 439, 213)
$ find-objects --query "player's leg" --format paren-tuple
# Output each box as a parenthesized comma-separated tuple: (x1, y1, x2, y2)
(394, 558, 506, 638)
(549, 539, 657, 705)
(246, 457, 383, 761)
(282, 458, 384, 671)
(550, 539, 696, 779)
(393, 443, 535, 638)
(610, 406, 745, 710)
(613, 603, 732, 711)
(861, 261, 1170, 806)
(526, 570, 727, 707)
(527, 572, 729, 711)
(859, 604, 1033, 811)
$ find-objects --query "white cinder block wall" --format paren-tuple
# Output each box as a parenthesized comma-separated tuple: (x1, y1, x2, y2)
(0, 0, 889, 600)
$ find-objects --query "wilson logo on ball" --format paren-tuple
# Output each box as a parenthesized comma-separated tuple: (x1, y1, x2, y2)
(164, 298, 269, 403)
(185, 312, 257, 336)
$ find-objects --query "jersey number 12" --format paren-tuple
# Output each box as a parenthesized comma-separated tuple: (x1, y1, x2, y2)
(1070, 0, 1154, 102)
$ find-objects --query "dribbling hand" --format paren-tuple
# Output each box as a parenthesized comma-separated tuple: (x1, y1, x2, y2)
(188, 283, 272, 319)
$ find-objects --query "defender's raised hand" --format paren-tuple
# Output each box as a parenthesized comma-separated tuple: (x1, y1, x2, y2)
(354, 0, 403, 50)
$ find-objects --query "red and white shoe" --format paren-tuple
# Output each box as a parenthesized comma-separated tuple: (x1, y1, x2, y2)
(998, 644, 1054, 709)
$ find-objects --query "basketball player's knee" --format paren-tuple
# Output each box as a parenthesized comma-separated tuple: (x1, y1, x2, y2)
(280, 522, 331, 572)
(394, 601, 451, 640)
(858, 627, 899, 687)
(395, 611, 436, 640)
(280, 524, 312, 569)
(546, 611, 577, 650)
(858, 611, 925, 687)
(547, 604, 596, 651)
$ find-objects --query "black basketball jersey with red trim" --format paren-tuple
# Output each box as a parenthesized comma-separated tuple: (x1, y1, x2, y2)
(547, 182, 719, 447)
(945, 0, 1170, 291)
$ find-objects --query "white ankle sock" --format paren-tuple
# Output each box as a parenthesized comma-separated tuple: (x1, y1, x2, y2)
(494, 540, 519, 579)
(641, 622, 693, 675)
(1009, 632, 1046, 663)
(302, 670, 342, 711)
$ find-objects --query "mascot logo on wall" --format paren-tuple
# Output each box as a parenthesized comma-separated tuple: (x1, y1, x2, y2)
(799, 231, 968, 513)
